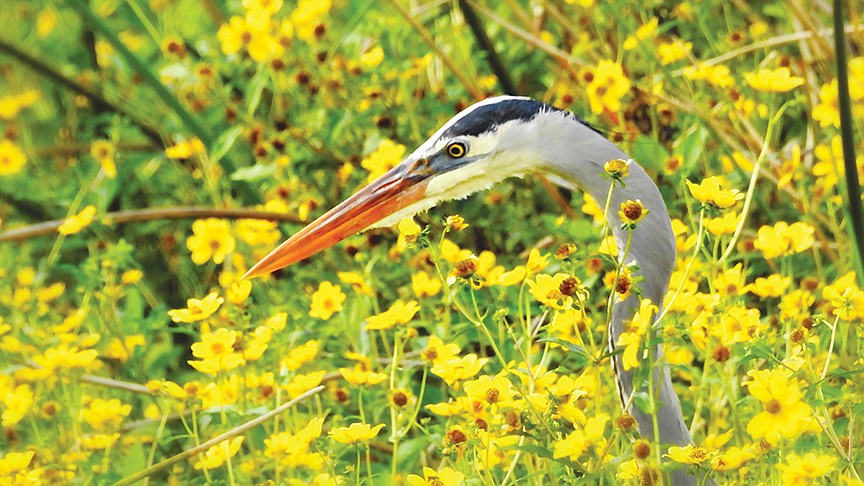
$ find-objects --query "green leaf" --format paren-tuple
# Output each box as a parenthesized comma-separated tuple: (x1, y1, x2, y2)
(631, 135, 670, 170)
(231, 163, 277, 182)
(675, 126, 710, 175)
(210, 126, 244, 165)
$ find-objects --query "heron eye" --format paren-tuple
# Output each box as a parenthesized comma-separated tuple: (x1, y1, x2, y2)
(446, 142, 467, 158)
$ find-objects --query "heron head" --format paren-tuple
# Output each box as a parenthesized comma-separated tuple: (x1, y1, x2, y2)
(243, 96, 567, 279)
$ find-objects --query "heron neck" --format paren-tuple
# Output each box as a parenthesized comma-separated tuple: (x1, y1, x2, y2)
(537, 119, 693, 450)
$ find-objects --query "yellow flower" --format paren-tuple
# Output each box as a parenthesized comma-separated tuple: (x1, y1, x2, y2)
(0, 450, 35, 475)
(586, 60, 631, 114)
(685, 176, 743, 208)
(285, 371, 327, 398)
(604, 158, 630, 180)
(290, 0, 332, 42)
(0, 140, 27, 176)
(406, 467, 465, 486)
(82, 397, 132, 431)
(32, 344, 99, 373)
(236, 218, 281, 247)
(616, 299, 657, 371)
(58, 205, 97, 235)
(412, 272, 442, 298)
(426, 397, 471, 417)
(165, 137, 205, 159)
(0, 90, 39, 120)
(497, 266, 526, 286)
(398, 217, 422, 243)
(186, 219, 236, 265)
(265, 416, 324, 459)
(1, 384, 33, 427)
(445, 214, 469, 231)
(683, 63, 735, 88)
(81, 433, 121, 450)
(777, 453, 837, 485)
(329, 422, 385, 444)
(338, 271, 374, 296)
(365, 300, 420, 330)
(618, 199, 649, 227)
(431, 354, 488, 385)
(744, 274, 791, 298)
(103, 334, 145, 362)
(744, 67, 805, 93)
(360, 45, 384, 68)
(340, 367, 387, 386)
(420, 336, 460, 364)
(219, 272, 252, 305)
(264, 311, 288, 331)
(812, 79, 840, 128)
(464, 373, 515, 409)
(710, 446, 754, 471)
(308, 281, 346, 320)
(281, 340, 320, 371)
(188, 328, 246, 374)
(657, 39, 692, 64)
(753, 221, 814, 259)
(168, 292, 224, 323)
(552, 414, 609, 460)
(622, 17, 658, 50)
(527, 273, 582, 310)
(194, 436, 244, 470)
(823, 272, 864, 321)
(91, 140, 116, 178)
(362, 139, 406, 182)
(121, 269, 143, 284)
(745, 368, 812, 444)
(666, 444, 711, 464)
(705, 212, 738, 236)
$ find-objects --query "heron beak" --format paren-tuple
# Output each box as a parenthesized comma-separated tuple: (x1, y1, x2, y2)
(243, 160, 430, 279)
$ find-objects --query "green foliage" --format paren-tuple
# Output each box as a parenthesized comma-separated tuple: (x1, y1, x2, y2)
(1, 0, 863, 485)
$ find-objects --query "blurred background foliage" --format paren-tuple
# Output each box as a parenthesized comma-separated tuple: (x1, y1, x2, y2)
(1, 0, 863, 483)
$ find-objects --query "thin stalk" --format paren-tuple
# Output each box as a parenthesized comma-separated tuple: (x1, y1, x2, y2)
(385, 0, 484, 100)
(656, 209, 705, 323)
(833, 0, 864, 286)
(0, 206, 301, 242)
(66, 0, 209, 145)
(112, 386, 324, 486)
(0, 37, 162, 144)
(65, 0, 260, 203)
(717, 102, 793, 264)
(458, 0, 519, 95)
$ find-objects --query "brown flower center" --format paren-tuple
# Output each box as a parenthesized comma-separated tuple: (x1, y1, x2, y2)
(766, 399, 782, 414)
(622, 202, 643, 221)
(485, 388, 500, 404)
(559, 276, 580, 297)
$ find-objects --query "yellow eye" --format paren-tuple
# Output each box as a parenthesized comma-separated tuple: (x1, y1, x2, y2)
(446, 142, 467, 158)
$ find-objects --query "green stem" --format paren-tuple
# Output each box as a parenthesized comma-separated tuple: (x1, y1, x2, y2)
(656, 209, 705, 323)
(718, 101, 793, 264)
(112, 386, 324, 486)
(0, 37, 162, 143)
(832, 0, 864, 286)
(65, 0, 260, 203)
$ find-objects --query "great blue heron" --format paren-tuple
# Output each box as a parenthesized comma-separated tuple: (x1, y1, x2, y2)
(245, 96, 704, 484)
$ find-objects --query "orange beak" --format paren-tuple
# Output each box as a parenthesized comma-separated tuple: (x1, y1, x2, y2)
(243, 160, 431, 279)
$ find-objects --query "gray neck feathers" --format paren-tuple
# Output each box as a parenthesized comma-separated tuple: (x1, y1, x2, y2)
(525, 113, 697, 473)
